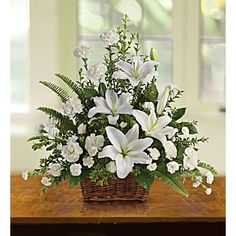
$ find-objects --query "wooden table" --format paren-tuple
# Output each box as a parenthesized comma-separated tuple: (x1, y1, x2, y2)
(11, 175, 225, 236)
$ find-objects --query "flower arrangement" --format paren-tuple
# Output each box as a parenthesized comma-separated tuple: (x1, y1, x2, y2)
(24, 15, 217, 199)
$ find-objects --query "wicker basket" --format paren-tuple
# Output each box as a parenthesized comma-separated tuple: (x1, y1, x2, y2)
(80, 174, 149, 201)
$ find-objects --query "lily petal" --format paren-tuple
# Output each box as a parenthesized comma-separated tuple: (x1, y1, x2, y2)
(125, 123, 139, 143)
(98, 145, 119, 160)
(132, 110, 149, 131)
(105, 126, 127, 152)
(149, 130, 167, 145)
(116, 61, 133, 77)
(115, 154, 133, 179)
(107, 114, 119, 125)
(105, 90, 118, 111)
(157, 115, 172, 130)
(138, 61, 157, 79)
(131, 152, 152, 165)
(88, 106, 110, 118)
(128, 138, 153, 154)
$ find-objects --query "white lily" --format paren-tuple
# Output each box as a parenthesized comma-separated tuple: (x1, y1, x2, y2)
(156, 85, 170, 115)
(133, 107, 172, 144)
(98, 124, 153, 179)
(88, 90, 133, 125)
(113, 56, 158, 86)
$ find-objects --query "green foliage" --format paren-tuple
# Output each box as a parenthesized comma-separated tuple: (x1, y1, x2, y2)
(135, 171, 154, 189)
(39, 81, 70, 103)
(172, 108, 186, 121)
(198, 162, 218, 175)
(155, 163, 189, 197)
(143, 82, 158, 103)
(98, 82, 107, 96)
(182, 122, 198, 134)
(83, 87, 98, 99)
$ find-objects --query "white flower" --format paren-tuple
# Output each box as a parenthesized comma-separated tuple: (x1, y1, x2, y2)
(35, 123, 45, 136)
(57, 143, 63, 151)
(87, 63, 107, 82)
(61, 138, 83, 163)
(157, 85, 170, 115)
(62, 98, 83, 118)
(73, 45, 93, 58)
(206, 171, 214, 184)
(158, 83, 179, 99)
(143, 102, 155, 111)
(183, 147, 198, 170)
(44, 119, 59, 139)
(147, 163, 157, 171)
(99, 124, 153, 179)
(88, 90, 133, 125)
(70, 163, 82, 176)
(113, 56, 158, 86)
(192, 176, 202, 188)
(147, 148, 160, 160)
(166, 161, 179, 174)
(133, 107, 172, 145)
(22, 170, 28, 181)
(120, 122, 128, 128)
(83, 156, 94, 168)
(163, 141, 177, 160)
(85, 133, 104, 157)
(41, 176, 51, 187)
(48, 163, 62, 177)
(205, 187, 212, 195)
(77, 123, 86, 134)
(100, 30, 119, 46)
(106, 161, 117, 173)
(179, 127, 190, 139)
(164, 126, 178, 139)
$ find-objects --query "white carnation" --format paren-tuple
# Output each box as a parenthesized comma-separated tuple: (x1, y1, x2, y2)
(35, 123, 45, 136)
(120, 122, 128, 128)
(147, 163, 157, 171)
(22, 170, 28, 181)
(83, 156, 94, 168)
(147, 148, 160, 160)
(100, 30, 119, 46)
(77, 123, 86, 134)
(106, 161, 117, 173)
(61, 139, 83, 163)
(73, 45, 93, 58)
(206, 171, 214, 184)
(205, 187, 212, 195)
(41, 176, 51, 187)
(164, 126, 178, 139)
(87, 63, 107, 82)
(142, 102, 155, 112)
(70, 163, 82, 176)
(164, 141, 177, 160)
(85, 134, 104, 157)
(62, 98, 83, 117)
(179, 126, 190, 139)
(48, 163, 62, 177)
(166, 161, 179, 174)
(44, 119, 59, 139)
(183, 147, 198, 170)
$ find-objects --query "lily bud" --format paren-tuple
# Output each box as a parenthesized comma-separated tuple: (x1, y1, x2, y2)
(157, 85, 170, 114)
(150, 48, 159, 61)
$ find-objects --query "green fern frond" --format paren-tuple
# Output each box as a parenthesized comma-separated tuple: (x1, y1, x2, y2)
(155, 164, 189, 197)
(55, 73, 83, 99)
(198, 162, 218, 175)
(39, 81, 70, 103)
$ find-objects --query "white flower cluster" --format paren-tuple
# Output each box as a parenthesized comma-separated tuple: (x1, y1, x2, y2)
(85, 133, 104, 157)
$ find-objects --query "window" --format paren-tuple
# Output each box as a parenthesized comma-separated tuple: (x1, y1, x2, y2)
(77, 0, 173, 84)
(201, 0, 225, 105)
(10, 0, 30, 112)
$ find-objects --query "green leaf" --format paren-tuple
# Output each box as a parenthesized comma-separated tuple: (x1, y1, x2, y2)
(27, 136, 44, 142)
(135, 172, 154, 189)
(143, 82, 158, 102)
(198, 162, 218, 175)
(83, 87, 98, 99)
(182, 122, 198, 134)
(172, 108, 186, 121)
(98, 82, 106, 96)
(39, 81, 70, 103)
(68, 175, 80, 188)
(155, 163, 189, 197)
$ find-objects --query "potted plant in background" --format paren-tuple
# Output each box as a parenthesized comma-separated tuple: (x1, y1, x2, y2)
(23, 15, 217, 201)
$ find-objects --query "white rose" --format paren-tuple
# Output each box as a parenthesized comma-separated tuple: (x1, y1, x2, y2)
(147, 163, 157, 171)
(206, 171, 214, 184)
(83, 156, 94, 168)
(100, 30, 119, 46)
(77, 123, 86, 134)
(120, 122, 128, 128)
(73, 45, 93, 58)
(41, 176, 51, 187)
(48, 163, 62, 177)
(62, 98, 83, 117)
(164, 141, 177, 160)
(192, 176, 202, 188)
(35, 123, 45, 136)
(147, 148, 160, 160)
(22, 170, 28, 181)
(183, 147, 198, 170)
(61, 140, 83, 163)
(87, 63, 107, 81)
(70, 163, 82, 176)
(205, 187, 212, 195)
(166, 161, 179, 174)
(106, 161, 117, 173)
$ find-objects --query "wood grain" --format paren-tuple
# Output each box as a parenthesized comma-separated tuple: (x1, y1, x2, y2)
(11, 175, 225, 224)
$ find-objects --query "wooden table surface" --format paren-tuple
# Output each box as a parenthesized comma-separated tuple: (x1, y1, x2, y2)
(11, 175, 225, 225)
